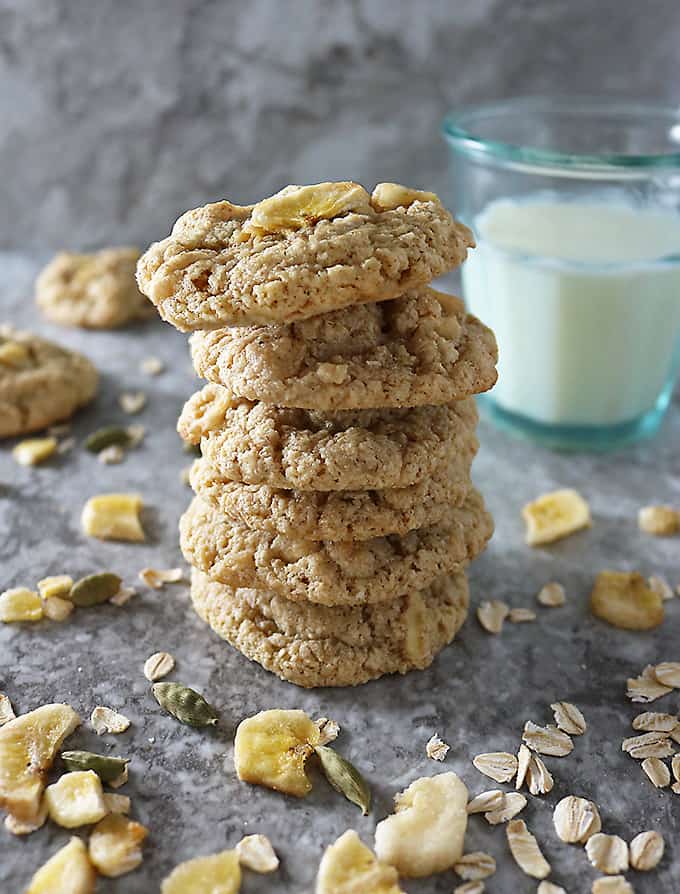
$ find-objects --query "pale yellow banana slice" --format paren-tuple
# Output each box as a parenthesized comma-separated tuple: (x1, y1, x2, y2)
(522, 488, 591, 546)
(316, 830, 404, 894)
(374, 772, 468, 877)
(0, 703, 80, 821)
(234, 708, 320, 797)
(88, 814, 148, 877)
(25, 836, 96, 894)
(45, 770, 108, 828)
(161, 850, 241, 894)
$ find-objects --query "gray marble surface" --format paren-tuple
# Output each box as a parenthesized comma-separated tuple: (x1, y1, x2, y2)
(1, 252, 679, 892)
(2, 0, 680, 250)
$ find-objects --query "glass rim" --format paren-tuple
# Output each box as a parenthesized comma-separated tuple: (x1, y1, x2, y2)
(442, 95, 680, 170)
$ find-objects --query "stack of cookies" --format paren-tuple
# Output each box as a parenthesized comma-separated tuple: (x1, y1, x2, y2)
(137, 181, 498, 688)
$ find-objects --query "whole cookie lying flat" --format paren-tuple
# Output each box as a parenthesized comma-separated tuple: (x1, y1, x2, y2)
(36, 247, 154, 329)
(191, 568, 469, 688)
(177, 384, 478, 491)
(189, 443, 477, 541)
(0, 326, 98, 438)
(137, 181, 474, 330)
(180, 490, 493, 606)
(190, 289, 498, 410)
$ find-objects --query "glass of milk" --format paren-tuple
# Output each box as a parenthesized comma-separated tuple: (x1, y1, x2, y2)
(443, 97, 680, 450)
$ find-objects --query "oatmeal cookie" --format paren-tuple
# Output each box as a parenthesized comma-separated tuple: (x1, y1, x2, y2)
(191, 567, 469, 687)
(136, 181, 473, 330)
(177, 384, 478, 492)
(188, 444, 476, 541)
(36, 247, 154, 329)
(180, 490, 493, 606)
(190, 290, 497, 409)
(0, 326, 98, 437)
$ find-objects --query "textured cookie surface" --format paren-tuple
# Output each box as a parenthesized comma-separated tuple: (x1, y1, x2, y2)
(136, 181, 473, 330)
(0, 326, 98, 438)
(36, 247, 154, 329)
(190, 290, 497, 409)
(191, 568, 469, 687)
(178, 384, 478, 491)
(189, 445, 476, 541)
(180, 490, 493, 605)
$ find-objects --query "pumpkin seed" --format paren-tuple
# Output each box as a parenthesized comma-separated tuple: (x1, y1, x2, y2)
(69, 572, 122, 606)
(85, 426, 131, 453)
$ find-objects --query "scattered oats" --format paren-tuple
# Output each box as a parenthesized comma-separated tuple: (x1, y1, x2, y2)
(515, 744, 531, 789)
(641, 756, 670, 788)
(506, 819, 551, 879)
(148, 737, 155, 744)
(139, 567, 184, 589)
(143, 651, 176, 682)
(454, 851, 496, 881)
(538, 884, 567, 894)
(98, 444, 125, 465)
(621, 731, 672, 759)
(522, 721, 574, 756)
(42, 595, 74, 622)
(672, 754, 680, 782)
(467, 790, 505, 814)
(484, 792, 527, 825)
(526, 755, 554, 795)
(426, 734, 449, 762)
(454, 882, 485, 894)
(126, 424, 145, 447)
(653, 662, 680, 688)
(180, 465, 192, 485)
(627, 665, 673, 703)
(91, 706, 131, 735)
(103, 793, 130, 814)
(109, 585, 136, 607)
(109, 765, 129, 789)
(672, 781, 680, 795)
(508, 607, 537, 623)
(0, 693, 16, 726)
(551, 701, 586, 736)
(315, 717, 340, 745)
(472, 751, 518, 783)
(638, 504, 680, 536)
(48, 423, 72, 437)
(632, 711, 678, 732)
(537, 581, 566, 607)
(119, 391, 147, 414)
(585, 833, 629, 875)
(648, 575, 674, 601)
(140, 356, 164, 376)
(236, 834, 279, 873)
(57, 436, 76, 454)
(553, 795, 602, 844)
(476, 599, 509, 634)
(592, 878, 633, 894)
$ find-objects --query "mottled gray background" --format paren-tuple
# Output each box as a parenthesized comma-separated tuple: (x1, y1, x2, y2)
(1, 0, 680, 250)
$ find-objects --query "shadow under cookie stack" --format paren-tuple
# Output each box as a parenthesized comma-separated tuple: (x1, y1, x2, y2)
(137, 181, 498, 688)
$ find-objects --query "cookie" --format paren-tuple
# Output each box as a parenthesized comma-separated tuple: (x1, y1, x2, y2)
(190, 567, 469, 688)
(0, 326, 98, 438)
(36, 247, 154, 329)
(177, 384, 478, 492)
(136, 181, 473, 330)
(180, 489, 493, 606)
(188, 445, 477, 541)
(190, 290, 498, 410)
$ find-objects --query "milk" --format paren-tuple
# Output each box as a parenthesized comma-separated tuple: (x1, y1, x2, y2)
(462, 197, 680, 427)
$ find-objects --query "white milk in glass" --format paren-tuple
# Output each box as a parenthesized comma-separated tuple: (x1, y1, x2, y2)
(462, 198, 680, 426)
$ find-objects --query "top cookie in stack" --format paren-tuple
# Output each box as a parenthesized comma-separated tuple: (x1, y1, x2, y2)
(137, 181, 498, 688)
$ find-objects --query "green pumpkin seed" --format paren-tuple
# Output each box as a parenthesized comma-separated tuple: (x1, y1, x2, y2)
(314, 745, 371, 815)
(152, 682, 218, 727)
(182, 440, 201, 456)
(69, 572, 122, 607)
(85, 426, 131, 453)
(61, 750, 129, 783)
